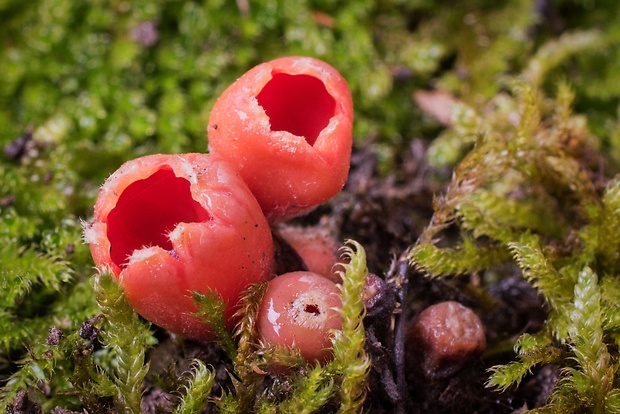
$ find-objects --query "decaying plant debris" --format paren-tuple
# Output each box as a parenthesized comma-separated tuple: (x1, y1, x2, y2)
(3, 1, 620, 413)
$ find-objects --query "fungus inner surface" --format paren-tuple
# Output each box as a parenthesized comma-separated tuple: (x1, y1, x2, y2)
(290, 292, 328, 328)
(303, 303, 321, 316)
(256, 73, 336, 145)
(107, 167, 210, 268)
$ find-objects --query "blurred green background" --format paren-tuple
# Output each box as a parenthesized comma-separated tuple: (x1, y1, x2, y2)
(2, 0, 620, 409)
(2, 0, 619, 220)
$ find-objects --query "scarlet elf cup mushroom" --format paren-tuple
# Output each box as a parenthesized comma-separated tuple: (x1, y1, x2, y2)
(84, 153, 274, 342)
(85, 56, 354, 353)
(208, 56, 354, 222)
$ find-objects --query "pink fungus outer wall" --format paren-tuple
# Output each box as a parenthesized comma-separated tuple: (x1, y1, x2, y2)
(207, 56, 354, 222)
(257, 271, 343, 363)
(84, 153, 274, 343)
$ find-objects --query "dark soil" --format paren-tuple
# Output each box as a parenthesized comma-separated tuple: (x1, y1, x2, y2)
(135, 140, 551, 413)
(5, 141, 550, 414)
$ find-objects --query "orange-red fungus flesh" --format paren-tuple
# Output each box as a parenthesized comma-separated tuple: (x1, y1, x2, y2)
(107, 168, 210, 269)
(256, 73, 336, 146)
(208, 56, 353, 222)
(85, 153, 274, 343)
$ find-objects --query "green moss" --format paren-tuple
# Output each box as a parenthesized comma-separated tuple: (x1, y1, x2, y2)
(192, 291, 237, 360)
(412, 80, 620, 411)
(4, 0, 620, 412)
(172, 359, 216, 414)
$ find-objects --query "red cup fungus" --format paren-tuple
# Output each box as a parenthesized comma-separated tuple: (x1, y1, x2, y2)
(85, 56, 355, 351)
(257, 271, 343, 363)
(207, 56, 354, 222)
(84, 153, 274, 342)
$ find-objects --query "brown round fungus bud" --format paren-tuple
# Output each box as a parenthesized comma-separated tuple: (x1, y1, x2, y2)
(363, 273, 385, 307)
(407, 301, 486, 379)
(363, 273, 393, 319)
(362, 273, 396, 338)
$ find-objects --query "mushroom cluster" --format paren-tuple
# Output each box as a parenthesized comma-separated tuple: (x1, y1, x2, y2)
(84, 56, 354, 362)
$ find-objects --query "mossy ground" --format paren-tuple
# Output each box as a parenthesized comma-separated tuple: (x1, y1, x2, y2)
(3, 1, 620, 413)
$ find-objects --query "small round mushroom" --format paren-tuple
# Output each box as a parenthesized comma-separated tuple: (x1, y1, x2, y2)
(257, 271, 342, 363)
(407, 301, 486, 379)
